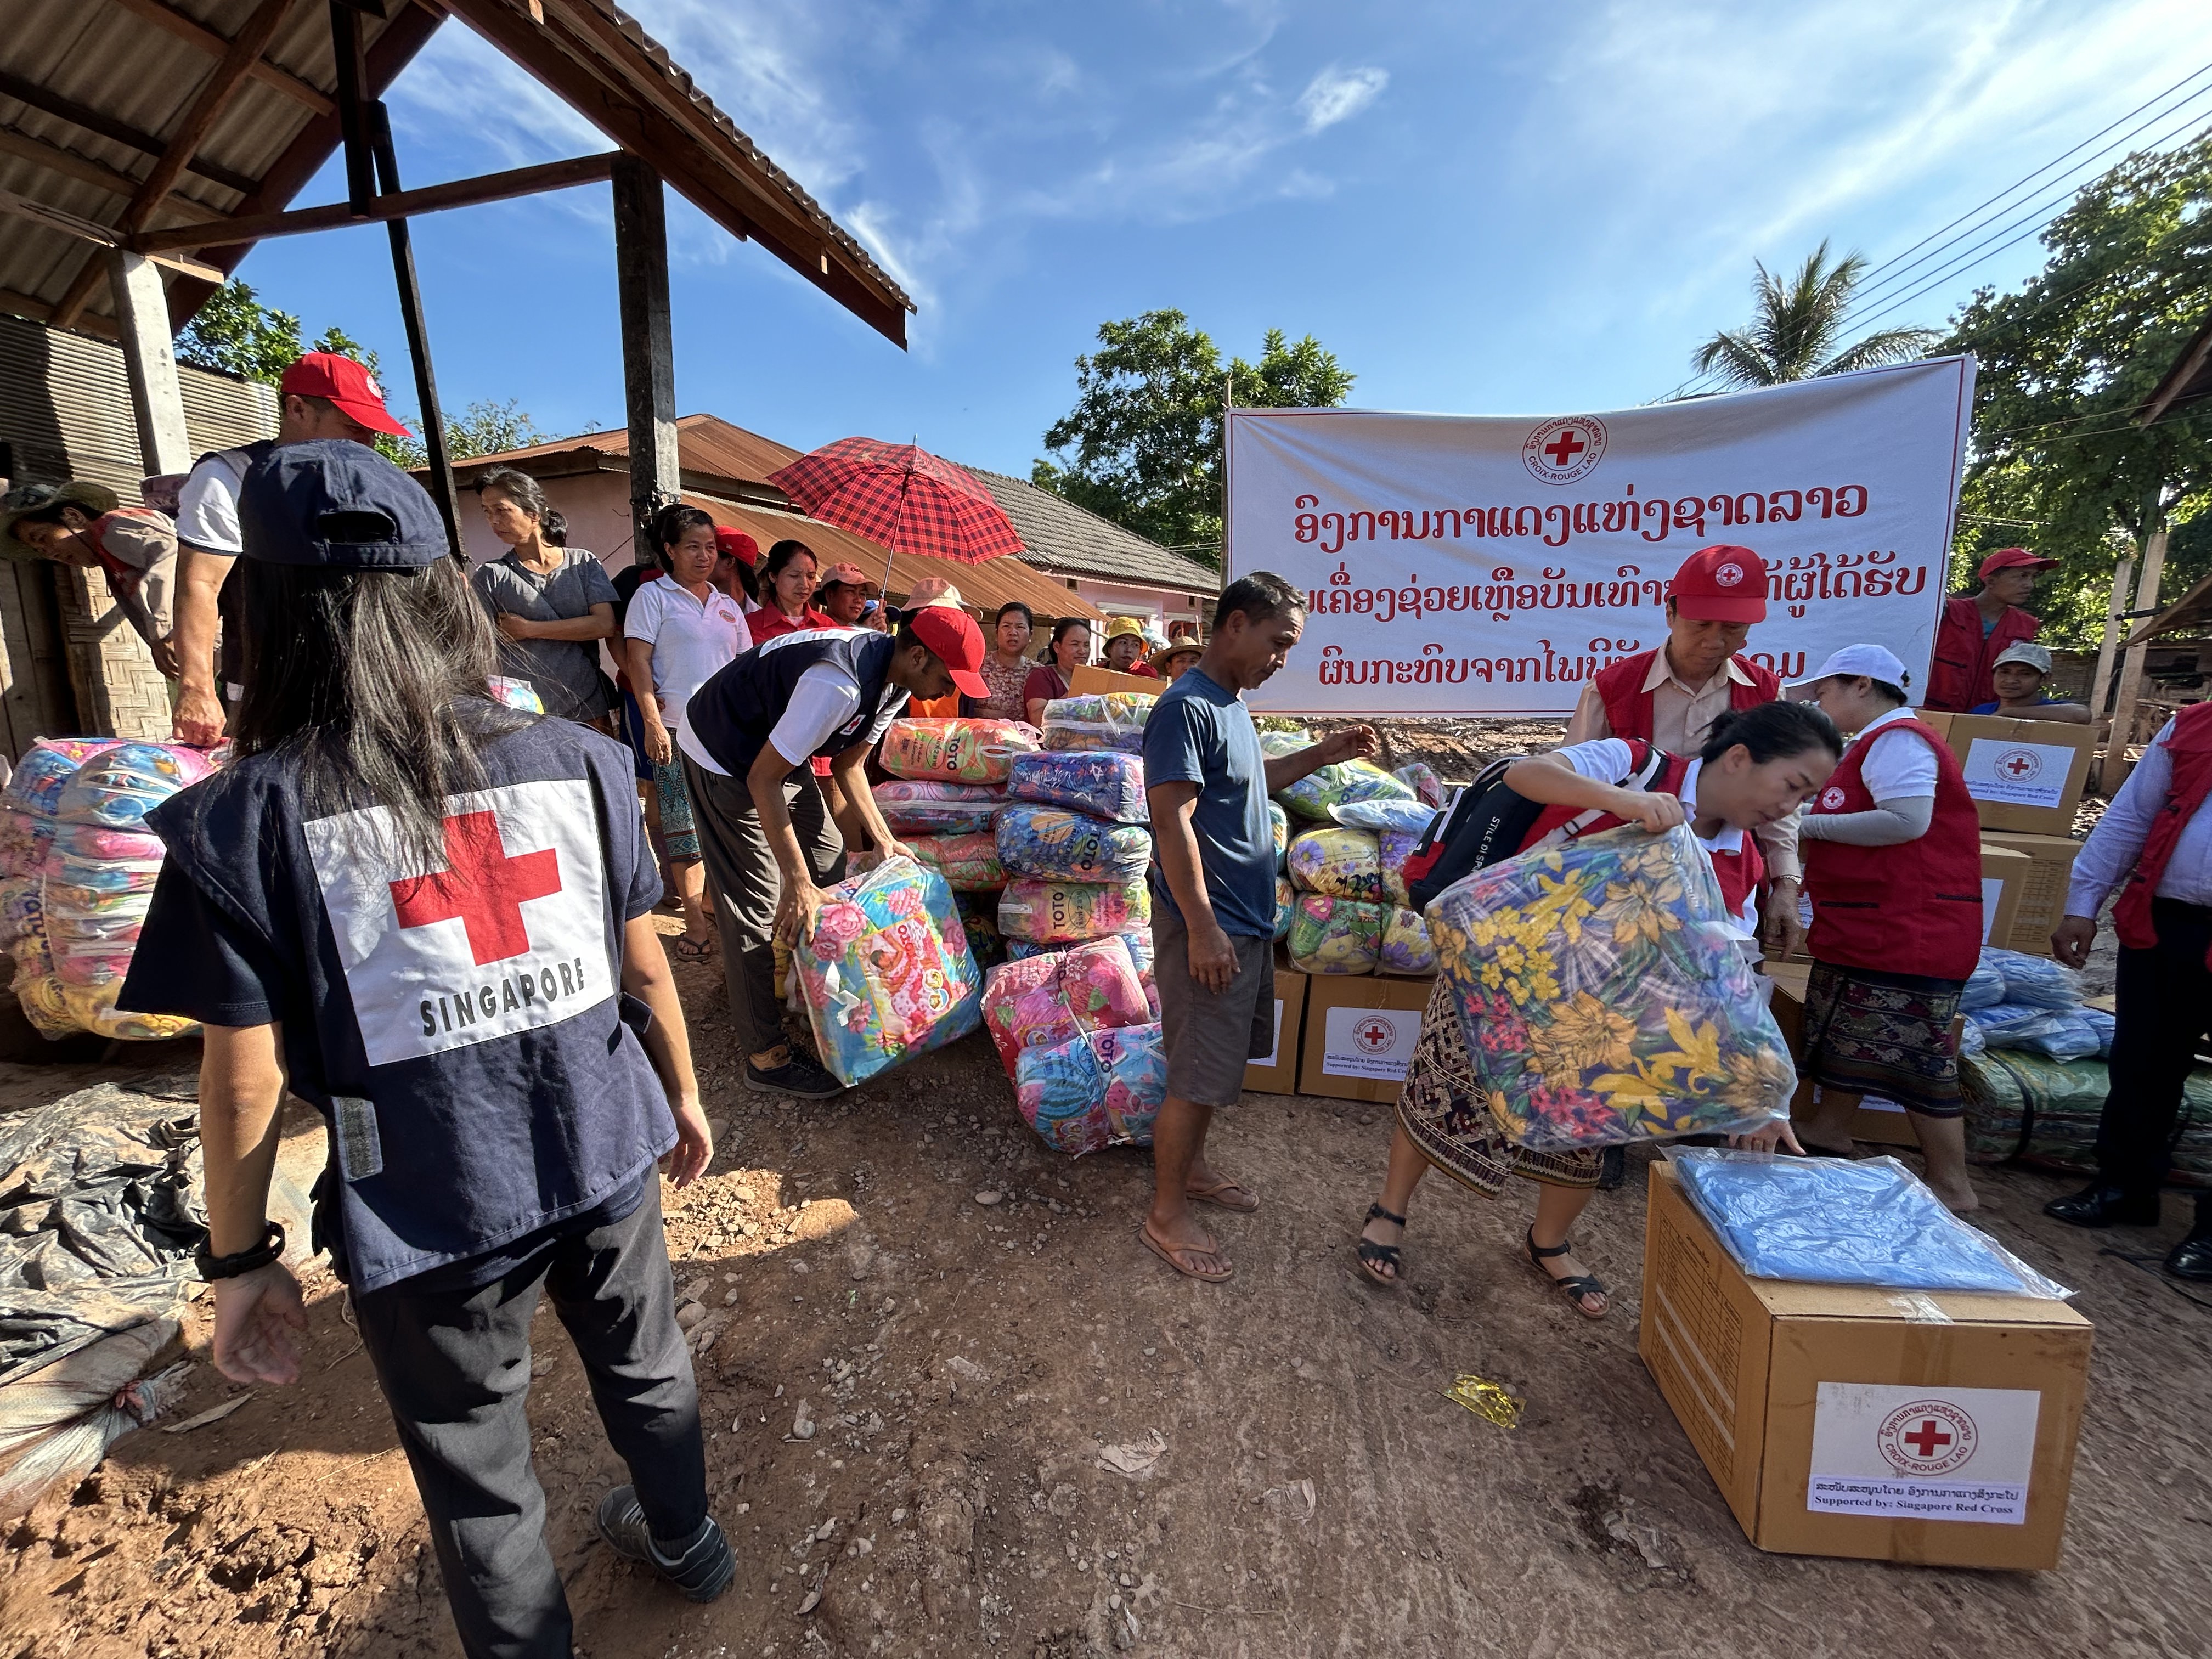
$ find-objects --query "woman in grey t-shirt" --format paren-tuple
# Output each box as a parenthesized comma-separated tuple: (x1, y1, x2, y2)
(470, 467, 619, 727)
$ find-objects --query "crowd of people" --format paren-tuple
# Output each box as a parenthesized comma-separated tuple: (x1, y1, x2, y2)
(0, 348, 2203, 1658)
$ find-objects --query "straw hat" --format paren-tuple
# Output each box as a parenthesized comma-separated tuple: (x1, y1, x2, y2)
(0, 479, 118, 561)
(1151, 638, 1203, 674)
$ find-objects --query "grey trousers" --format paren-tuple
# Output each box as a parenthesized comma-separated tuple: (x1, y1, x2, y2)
(353, 1185, 707, 1659)
(679, 757, 847, 1056)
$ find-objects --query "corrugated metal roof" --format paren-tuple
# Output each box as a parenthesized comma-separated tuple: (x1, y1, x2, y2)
(961, 465, 1225, 595)
(0, 0, 911, 343)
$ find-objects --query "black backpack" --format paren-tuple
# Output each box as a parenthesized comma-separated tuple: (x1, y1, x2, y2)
(1402, 744, 1669, 912)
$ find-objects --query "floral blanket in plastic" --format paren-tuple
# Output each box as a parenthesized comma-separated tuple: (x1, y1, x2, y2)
(979, 935, 1151, 1077)
(1379, 829, 1421, 909)
(1378, 907, 1436, 976)
(905, 832, 1006, 892)
(877, 719, 1039, 785)
(995, 804, 1150, 884)
(1040, 693, 1155, 754)
(876, 781, 1007, 837)
(1007, 751, 1148, 823)
(1014, 1023, 1166, 1154)
(1287, 893, 1384, 975)
(1428, 825, 1795, 1149)
(1277, 757, 1415, 821)
(998, 877, 1150, 944)
(794, 857, 983, 1086)
(1286, 827, 1383, 901)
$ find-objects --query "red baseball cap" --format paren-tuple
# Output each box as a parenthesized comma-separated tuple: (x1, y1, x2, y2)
(905, 605, 989, 698)
(715, 528, 759, 566)
(1667, 544, 1769, 623)
(1978, 546, 2060, 580)
(278, 352, 409, 437)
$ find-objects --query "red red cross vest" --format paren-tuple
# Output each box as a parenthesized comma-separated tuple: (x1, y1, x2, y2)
(1521, 744, 1767, 924)
(1802, 715, 1984, 981)
(2113, 701, 2212, 967)
(1593, 648, 1780, 742)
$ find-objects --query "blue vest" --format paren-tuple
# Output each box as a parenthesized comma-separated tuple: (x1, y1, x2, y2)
(685, 629, 901, 776)
(141, 714, 674, 1293)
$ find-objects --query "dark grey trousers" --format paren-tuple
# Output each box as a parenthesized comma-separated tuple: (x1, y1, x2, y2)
(679, 757, 847, 1056)
(353, 1184, 707, 1659)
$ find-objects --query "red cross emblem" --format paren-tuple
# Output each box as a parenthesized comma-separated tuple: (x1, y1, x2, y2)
(1901, 1420, 1951, 1459)
(1877, 1398, 1977, 1475)
(1355, 1017, 1396, 1054)
(390, 810, 562, 966)
(1522, 415, 1607, 484)
(1996, 748, 2042, 781)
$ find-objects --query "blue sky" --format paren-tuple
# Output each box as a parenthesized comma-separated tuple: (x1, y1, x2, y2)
(230, 0, 2212, 475)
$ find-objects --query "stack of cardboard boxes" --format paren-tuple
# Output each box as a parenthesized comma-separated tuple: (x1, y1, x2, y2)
(1243, 960, 1435, 1101)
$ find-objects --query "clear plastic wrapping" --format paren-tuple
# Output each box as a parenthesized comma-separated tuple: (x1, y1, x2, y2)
(1040, 693, 1156, 754)
(877, 718, 1040, 785)
(995, 804, 1151, 884)
(1007, 750, 1149, 823)
(1285, 826, 1384, 901)
(793, 857, 983, 1086)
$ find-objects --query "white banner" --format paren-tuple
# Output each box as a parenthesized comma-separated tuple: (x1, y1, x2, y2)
(1223, 357, 1974, 715)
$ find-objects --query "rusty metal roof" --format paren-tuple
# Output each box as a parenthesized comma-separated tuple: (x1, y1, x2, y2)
(0, 0, 911, 344)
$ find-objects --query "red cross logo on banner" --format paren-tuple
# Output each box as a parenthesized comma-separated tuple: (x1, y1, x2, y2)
(390, 810, 562, 966)
(1522, 415, 1608, 485)
(1542, 429, 1585, 469)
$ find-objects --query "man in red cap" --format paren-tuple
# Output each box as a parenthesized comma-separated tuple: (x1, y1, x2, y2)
(170, 352, 411, 745)
(1926, 546, 2059, 713)
(1567, 543, 1803, 952)
(712, 528, 759, 605)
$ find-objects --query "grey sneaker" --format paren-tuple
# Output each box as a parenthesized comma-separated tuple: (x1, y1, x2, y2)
(745, 1052, 844, 1098)
(595, 1486, 735, 1602)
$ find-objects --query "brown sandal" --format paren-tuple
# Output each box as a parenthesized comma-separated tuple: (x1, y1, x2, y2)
(1139, 1223, 1233, 1283)
(1184, 1175, 1259, 1214)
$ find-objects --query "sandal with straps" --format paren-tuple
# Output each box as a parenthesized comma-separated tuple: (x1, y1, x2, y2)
(1525, 1227, 1607, 1319)
(1356, 1203, 1407, 1286)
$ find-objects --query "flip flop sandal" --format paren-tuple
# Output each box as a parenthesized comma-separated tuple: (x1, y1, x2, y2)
(1139, 1223, 1233, 1283)
(1185, 1176, 1259, 1214)
(1526, 1227, 1607, 1319)
(1356, 1203, 1406, 1287)
(672, 935, 715, 961)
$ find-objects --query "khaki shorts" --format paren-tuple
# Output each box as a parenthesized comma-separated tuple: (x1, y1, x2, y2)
(1152, 903, 1274, 1108)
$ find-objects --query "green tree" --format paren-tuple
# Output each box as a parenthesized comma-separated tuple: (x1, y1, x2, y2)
(381, 399, 548, 471)
(1944, 131, 2212, 646)
(175, 279, 306, 383)
(1692, 241, 1938, 388)
(1031, 311, 1355, 558)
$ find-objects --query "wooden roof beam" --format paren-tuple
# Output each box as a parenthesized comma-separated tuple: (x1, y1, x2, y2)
(0, 69, 258, 196)
(101, 0, 336, 117)
(0, 187, 225, 281)
(49, 0, 297, 328)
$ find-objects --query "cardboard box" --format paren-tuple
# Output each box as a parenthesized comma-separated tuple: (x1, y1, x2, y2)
(1639, 1161, 2091, 1568)
(1242, 967, 1308, 1095)
(1297, 973, 1434, 1102)
(1920, 712, 2096, 835)
(1978, 832, 2083, 957)
(1764, 962, 1922, 1148)
(1068, 664, 1160, 697)
(1978, 843, 2028, 951)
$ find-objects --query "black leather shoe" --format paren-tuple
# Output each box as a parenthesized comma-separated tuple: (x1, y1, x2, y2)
(2043, 1184, 2162, 1228)
(2165, 1234, 2212, 1282)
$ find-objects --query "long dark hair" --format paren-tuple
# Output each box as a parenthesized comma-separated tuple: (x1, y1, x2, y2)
(1699, 699, 1843, 765)
(1043, 616, 1088, 665)
(651, 503, 714, 571)
(234, 558, 528, 864)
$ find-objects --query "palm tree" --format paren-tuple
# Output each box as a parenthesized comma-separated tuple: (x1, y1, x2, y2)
(1691, 241, 1938, 388)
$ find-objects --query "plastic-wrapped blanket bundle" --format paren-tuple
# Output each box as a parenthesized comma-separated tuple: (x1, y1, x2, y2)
(1277, 756, 1415, 822)
(1968, 1003, 2103, 1061)
(1014, 1023, 1167, 1155)
(1670, 1150, 2072, 1297)
(956, 891, 1006, 970)
(1378, 908, 1436, 977)
(906, 832, 1006, 892)
(1008, 751, 1148, 824)
(1288, 894, 1384, 975)
(1379, 830, 1421, 909)
(876, 781, 1007, 837)
(979, 936, 1151, 1078)
(1286, 827, 1383, 902)
(1040, 693, 1155, 754)
(1268, 801, 1289, 870)
(1396, 761, 1446, 808)
(56, 743, 216, 829)
(1117, 927, 1160, 1019)
(878, 718, 1039, 785)
(1976, 947, 2080, 1012)
(1429, 825, 1795, 1149)
(1329, 797, 1441, 834)
(998, 877, 1149, 944)
(995, 804, 1151, 884)
(794, 857, 983, 1087)
(1273, 877, 1294, 943)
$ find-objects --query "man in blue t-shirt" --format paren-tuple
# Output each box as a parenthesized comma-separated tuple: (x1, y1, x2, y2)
(1140, 572, 1376, 1282)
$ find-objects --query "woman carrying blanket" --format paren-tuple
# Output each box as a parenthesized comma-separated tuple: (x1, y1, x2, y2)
(1352, 701, 1841, 1316)
(1789, 646, 1988, 1212)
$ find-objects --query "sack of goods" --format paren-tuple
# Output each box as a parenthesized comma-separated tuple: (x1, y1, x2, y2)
(793, 856, 983, 1087)
(1273, 877, 1294, 943)
(906, 832, 1006, 892)
(1007, 751, 1148, 823)
(979, 935, 1152, 1079)
(1286, 826, 1384, 902)
(1428, 823, 1795, 1149)
(996, 804, 1150, 885)
(0, 740, 212, 1041)
(1040, 693, 1155, 754)
(1268, 800, 1289, 870)
(1958, 946, 2102, 1060)
(878, 718, 1040, 785)
(1395, 760, 1446, 808)
(1276, 755, 1415, 822)
(875, 781, 1008, 837)
(1378, 828, 1421, 907)
(1288, 893, 1385, 975)
(1015, 1022, 1167, 1156)
(998, 876, 1150, 944)
(955, 891, 1007, 970)
(1378, 907, 1436, 977)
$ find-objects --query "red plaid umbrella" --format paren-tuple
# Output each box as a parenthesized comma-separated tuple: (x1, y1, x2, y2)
(767, 437, 1026, 592)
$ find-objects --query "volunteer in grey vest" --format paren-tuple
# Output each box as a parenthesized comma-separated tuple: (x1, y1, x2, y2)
(679, 607, 992, 1098)
(117, 441, 735, 1657)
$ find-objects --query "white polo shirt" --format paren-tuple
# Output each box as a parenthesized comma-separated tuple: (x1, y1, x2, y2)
(622, 577, 750, 753)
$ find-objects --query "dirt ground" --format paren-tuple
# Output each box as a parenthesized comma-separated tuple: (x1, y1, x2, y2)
(1, 724, 2197, 1658)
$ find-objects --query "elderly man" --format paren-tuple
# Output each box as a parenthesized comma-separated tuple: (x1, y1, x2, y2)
(1565, 543, 1803, 955)
(1927, 546, 2058, 714)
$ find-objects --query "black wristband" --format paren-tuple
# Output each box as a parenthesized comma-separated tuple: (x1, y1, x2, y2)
(195, 1221, 285, 1281)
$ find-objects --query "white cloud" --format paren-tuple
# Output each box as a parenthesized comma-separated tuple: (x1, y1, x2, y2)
(1298, 65, 1389, 133)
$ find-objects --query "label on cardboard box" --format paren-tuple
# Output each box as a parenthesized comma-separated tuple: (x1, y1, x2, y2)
(1808, 1382, 2040, 1523)
(1321, 1004, 1420, 1081)
(1959, 737, 2079, 811)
